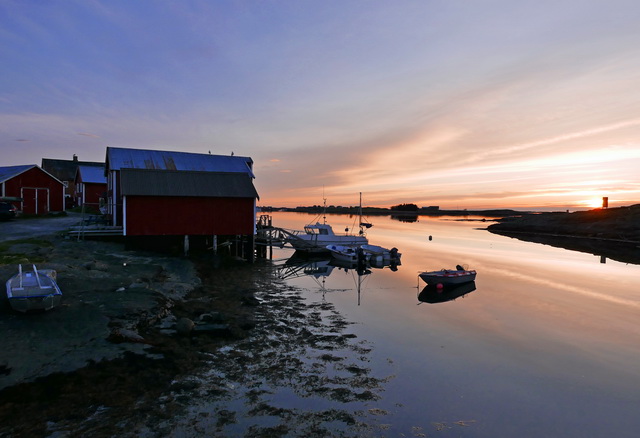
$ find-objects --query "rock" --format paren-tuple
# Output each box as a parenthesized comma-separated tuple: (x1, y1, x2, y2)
(176, 317, 195, 336)
(193, 323, 232, 336)
(198, 312, 224, 323)
(241, 295, 260, 307)
(129, 281, 148, 289)
(237, 317, 256, 331)
(109, 328, 147, 344)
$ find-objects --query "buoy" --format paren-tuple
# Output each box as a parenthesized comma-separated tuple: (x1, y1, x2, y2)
(436, 283, 444, 292)
(428, 235, 432, 241)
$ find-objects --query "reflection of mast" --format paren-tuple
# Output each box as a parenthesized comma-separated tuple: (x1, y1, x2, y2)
(354, 266, 371, 306)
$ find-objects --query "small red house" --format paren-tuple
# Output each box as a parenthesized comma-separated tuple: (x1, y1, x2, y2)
(75, 165, 107, 210)
(0, 165, 65, 215)
(42, 155, 103, 208)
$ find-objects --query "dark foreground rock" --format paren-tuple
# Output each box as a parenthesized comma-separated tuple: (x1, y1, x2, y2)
(0, 231, 389, 437)
(488, 205, 640, 264)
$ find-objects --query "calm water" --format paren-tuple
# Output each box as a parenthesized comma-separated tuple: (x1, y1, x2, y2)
(266, 211, 640, 437)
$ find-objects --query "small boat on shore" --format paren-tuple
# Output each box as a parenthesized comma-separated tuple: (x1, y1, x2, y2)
(419, 265, 476, 285)
(5, 264, 63, 312)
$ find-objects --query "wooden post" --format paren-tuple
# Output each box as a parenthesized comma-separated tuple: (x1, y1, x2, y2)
(212, 235, 217, 254)
(183, 235, 189, 257)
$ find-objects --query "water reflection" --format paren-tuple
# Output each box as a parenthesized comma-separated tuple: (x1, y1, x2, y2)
(274, 251, 400, 304)
(263, 211, 640, 437)
(417, 281, 476, 304)
(390, 214, 418, 223)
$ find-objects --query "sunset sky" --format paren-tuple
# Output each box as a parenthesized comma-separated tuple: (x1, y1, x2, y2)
(2, 1, 639, 210)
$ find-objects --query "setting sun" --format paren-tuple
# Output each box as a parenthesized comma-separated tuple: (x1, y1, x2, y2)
(582, 198, 605, 209)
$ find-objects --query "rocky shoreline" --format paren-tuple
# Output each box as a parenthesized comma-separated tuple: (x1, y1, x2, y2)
(0, 227, 389, 437)
(487, 205, 640, 264)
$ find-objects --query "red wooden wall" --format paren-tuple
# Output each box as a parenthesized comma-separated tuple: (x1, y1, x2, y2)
(3, 167, 64, 214)
(124, 196, 255, 236)
(82, 183, 107, 208)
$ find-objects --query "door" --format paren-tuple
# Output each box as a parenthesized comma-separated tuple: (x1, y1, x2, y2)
(21, 188, 49, 215)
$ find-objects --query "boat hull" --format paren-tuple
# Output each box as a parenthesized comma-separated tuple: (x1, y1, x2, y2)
(288, 235, 368, 253)
(7, 293, 62, 312)
(326, 244, 363, 263)
(419, 270, 476, 285)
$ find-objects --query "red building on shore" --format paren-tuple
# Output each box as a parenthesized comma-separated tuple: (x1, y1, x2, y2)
(74, 165, 107, 211)
(0, 165, 65, 215)
(105, 147, 259, 239)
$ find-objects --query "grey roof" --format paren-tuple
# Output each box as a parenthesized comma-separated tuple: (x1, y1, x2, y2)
(42, 158, 103, 181)
(77, 165, 107, 184)
(119, 169, 259, 199)
(107, 147, 254, 177)
(0, 165, 35, 183)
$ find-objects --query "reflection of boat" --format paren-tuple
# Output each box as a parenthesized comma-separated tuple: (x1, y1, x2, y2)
(276, 254, 335, 281)
(5, 264, 63, 312)
(418, 281, 476, 304)
(419, 265, 476, 285)
(328, 258, 372, 305)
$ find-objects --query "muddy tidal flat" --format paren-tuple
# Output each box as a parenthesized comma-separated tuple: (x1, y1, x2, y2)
(0, 229, 390, 437)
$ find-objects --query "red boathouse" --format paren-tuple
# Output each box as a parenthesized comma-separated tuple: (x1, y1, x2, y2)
(0, 165, 65, 215)
(104, 147, 259, 257)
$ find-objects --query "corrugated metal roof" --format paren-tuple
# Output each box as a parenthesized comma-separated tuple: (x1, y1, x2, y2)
(107, 147, 254, 177)
(77, 165, 106, 184)
(120, 169, 259, 199)
(0, 165, 36, 183)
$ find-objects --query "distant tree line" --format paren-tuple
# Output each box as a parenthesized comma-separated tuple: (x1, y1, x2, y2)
(390, 203, 419, 212)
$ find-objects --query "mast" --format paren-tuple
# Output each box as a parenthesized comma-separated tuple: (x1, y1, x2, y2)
(322, 186, 327, 225)
(359, 192, 363, 235)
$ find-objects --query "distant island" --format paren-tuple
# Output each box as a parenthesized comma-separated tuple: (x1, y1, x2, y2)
(259, 203, 530, 218)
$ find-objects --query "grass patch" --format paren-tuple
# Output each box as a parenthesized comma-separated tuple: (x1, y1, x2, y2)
(0, 238, 53, 252)
(0, 254, 45, 265)
(0, 238, 52, 265)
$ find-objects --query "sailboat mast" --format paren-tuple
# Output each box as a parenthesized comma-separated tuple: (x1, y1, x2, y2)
(322, 186, 327, 225)
(359, 192, 363, 235)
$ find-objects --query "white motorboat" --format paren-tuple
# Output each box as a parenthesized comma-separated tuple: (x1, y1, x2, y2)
(326, 244, 366, 264)
(360, 244, 401, 265)
(283, 222, 368, 253)
(5, 264, 63, 312)
(283, 194, 369, 252)
(419, 265, 477, 286)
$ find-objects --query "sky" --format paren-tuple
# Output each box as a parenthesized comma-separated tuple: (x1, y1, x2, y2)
(2, 0, 640, 211)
